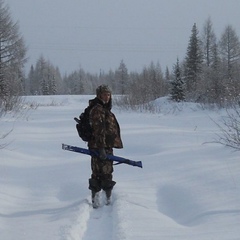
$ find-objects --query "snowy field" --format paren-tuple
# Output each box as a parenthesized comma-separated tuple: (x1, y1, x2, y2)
(0, 95, 239, 240)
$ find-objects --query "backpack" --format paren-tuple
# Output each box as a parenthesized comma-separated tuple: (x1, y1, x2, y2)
(74, 104, 94, 142)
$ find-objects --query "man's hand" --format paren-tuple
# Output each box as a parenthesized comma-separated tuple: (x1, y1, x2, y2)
(99, 148, 107, 161)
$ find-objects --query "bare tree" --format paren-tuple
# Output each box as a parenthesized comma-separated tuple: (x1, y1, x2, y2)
(218, 25, 240, 103)
(200, 18, 224, 104)
(0, 0, 27, 110)
(214, 106, 240, 151)
(202, 17, 217, 67)
(219, 25, 240, 79)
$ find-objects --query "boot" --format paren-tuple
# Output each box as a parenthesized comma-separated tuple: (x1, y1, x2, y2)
(105, 190, 111, 205)
(91, 191, 100, 208)
(89, 178, 101, 208)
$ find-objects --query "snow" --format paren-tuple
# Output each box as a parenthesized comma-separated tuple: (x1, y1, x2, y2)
(0, 95, 239, 240)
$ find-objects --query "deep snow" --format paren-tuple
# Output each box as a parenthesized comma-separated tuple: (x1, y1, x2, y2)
(0, 95, 239, 240)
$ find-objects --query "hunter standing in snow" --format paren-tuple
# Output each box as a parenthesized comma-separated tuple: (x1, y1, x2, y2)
(88, 85, 123, 208)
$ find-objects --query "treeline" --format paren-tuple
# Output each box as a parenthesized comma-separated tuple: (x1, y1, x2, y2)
(1, 0, 240, 111)
(25, 18, 240, 107)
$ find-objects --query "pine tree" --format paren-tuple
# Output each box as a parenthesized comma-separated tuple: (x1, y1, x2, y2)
(115, 60, 128, 95)
(170, 58, 185, 102)
(28, 65, 36, 95)
(165, 66, 170, 82)
(35, 56, 48, 95)
(28, 56, 63, 95)
(184, 23, 203, 100)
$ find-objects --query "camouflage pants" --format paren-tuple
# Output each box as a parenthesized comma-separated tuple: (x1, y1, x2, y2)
(89, 148, 115, 192)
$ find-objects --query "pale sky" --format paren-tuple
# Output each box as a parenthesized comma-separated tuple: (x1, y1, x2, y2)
(5, 0, 240, 75)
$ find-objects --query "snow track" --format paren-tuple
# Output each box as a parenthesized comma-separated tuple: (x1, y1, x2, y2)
(65, 192, 129, 240)
(82, 204, 114, 240)
(65, 193, 115, 240)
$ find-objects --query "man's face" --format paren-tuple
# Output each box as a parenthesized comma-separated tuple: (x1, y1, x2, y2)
(100, 91, 111, 103)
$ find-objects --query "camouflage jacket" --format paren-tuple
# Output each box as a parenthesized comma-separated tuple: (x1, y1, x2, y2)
(87, 97, 123, 149)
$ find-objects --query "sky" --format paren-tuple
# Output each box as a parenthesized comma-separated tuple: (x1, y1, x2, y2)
(1, 95, 239, 239)
(5, 0, 240, 75)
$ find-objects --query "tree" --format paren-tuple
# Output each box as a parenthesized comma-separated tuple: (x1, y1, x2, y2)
(105, 69, 116, 93)
(62, 66, 97, 95)
(34, 56, 48, 95)
(219, 25, 240, 80)
(170, 58, 185, 102)
(47, 63, 57, 95)
(218, 25, 240, 103)
(148, 61, 165, 99)
(214, 107, 240, 151)
(184, 23, 203, 100)
(27, 55, 63, 95)
(165, 66, 170, 82)
(115, 60, 128, 95)
(202, 17, 217, 67)
(0, 0, 26, 106)
(200, 18, 223, 104)
(204, 41, 224, 105)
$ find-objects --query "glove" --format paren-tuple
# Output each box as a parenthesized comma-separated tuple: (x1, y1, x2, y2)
(99, 148, 107, 161)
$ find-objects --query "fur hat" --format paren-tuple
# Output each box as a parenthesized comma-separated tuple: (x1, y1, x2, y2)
(96, 84, 112, 97)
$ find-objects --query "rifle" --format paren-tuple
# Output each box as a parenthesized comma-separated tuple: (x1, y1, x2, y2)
(62, 143, 143, 168)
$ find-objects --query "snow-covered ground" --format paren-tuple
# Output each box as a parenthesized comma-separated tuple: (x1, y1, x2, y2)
(0, 95, 239, 240)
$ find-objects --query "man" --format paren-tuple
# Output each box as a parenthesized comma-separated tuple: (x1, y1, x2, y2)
(88, 85, 123, 208)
